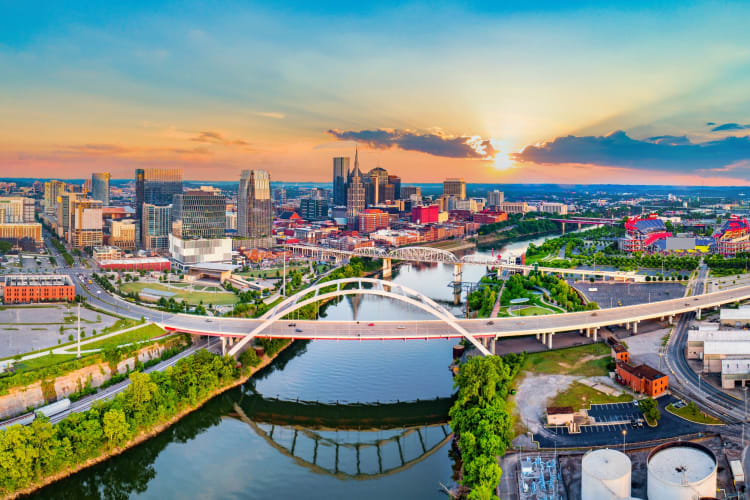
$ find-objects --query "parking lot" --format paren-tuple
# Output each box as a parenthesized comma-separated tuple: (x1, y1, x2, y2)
(572, 282, 686, 308)
(534, 396, 714, 448)
(587, 401, 642, 423)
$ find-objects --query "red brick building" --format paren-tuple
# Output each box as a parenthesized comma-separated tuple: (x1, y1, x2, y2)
(357, 209, 390, 234)
(473, 210, 508, 225)
(616, 361, 668, 397)
(1, 275, 75, 304)
(96, 257, 171, 272)
(411, 205, 439, 224)
(607, 337, 630, 364)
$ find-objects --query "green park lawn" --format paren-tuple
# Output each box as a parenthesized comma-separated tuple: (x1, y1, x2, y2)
(551, 381, 632, 411)
(120, 282, 238, 306)
(13, 354, 78, 373)
(522, 343, 611, 377)
(667, 403, 724, 425)
(518, 305, 555, 316)
(68, 324, 169, 351)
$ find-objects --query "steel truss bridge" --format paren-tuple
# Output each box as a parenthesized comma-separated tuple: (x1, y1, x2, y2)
(286, 243, 645, 282)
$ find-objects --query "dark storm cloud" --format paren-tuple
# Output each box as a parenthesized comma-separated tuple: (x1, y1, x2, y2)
(512, 130, 750, 173)
(326, 128, 496, 159)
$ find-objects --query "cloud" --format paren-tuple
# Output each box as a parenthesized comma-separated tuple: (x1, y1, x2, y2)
(255, 111, 285, 119)
(326, 128, 496, 159)
(711, 122, 750, 132)
(647, 135, 691, 146)
(189, 130, 251, 148)
(512, 130, 750, 173)
(58, 144, 134, 155)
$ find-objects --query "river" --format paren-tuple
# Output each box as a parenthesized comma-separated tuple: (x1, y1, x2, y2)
(28, 233, 563, 499)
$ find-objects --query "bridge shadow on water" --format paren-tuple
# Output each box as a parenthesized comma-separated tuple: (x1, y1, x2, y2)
(28, 340, 455, 499)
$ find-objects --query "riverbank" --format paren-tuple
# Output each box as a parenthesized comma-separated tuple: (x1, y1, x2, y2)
(3, 341, 294, 500)
(473, 228, 561, 249)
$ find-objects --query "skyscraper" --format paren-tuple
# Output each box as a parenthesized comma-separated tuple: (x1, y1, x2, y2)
(346, 149, 365, 230)
(43, 180, 66, 215)
(443, 178, 466, 200)
(172, 190, 227, 239)
(91, 172, 110, 206)
(333, 157, 349, 206)
(388, 175, 401, 201)
(135, 168, 183, 247)
(238, 170, 273, 242)
(141, 203, 172, 251)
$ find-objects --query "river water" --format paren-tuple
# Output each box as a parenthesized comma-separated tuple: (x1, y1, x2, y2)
(29, 234, 559, 500)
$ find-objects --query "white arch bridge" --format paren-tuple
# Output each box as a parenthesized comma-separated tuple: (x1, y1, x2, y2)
(226, 277, 492, 357)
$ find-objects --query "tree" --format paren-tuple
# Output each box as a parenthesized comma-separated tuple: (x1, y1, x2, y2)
(102, 409, 130, 449)
(638, 398, 661, 423)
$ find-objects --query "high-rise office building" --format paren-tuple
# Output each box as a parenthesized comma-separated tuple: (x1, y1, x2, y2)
(300, 197, 329, 221)
(333, 157, 349, 206)
(70, 199, 103, 249)
(238, 170, 273, 242)
(365, 167, 389, 206)
(91, 172, 111, 206)
(443, 178, 466, 200)
(400, 186, 421, 200)
(107, 219, 136, 250)
(135, 168, 182, 246)
(57, 192, 81, 240)
(346, 149, 366, 230)
(43, 180, 66, 215)
(0, 197, 35, 223)
(141, 203, 172, 251)
(388, 175, 401, 200)
(487, 190, 504, 207)
(172, 190, 226, 239)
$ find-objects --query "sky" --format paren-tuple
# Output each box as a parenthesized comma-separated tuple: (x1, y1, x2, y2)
(2, 1, 750, 184)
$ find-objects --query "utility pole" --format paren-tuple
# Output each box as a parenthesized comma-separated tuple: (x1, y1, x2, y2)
(76, 302, 81, 358)
(282, 249, 286, 298)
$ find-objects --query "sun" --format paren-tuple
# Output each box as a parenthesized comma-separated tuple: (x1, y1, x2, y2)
(493, 153, 514, 170)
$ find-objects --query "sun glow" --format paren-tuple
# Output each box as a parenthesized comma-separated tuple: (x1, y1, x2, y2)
(493, 153, 514, 170)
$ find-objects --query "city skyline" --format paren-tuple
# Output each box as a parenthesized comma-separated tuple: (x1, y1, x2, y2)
(3, 2, 750, 185)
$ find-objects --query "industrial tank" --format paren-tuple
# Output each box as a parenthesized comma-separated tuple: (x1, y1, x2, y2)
(647, 441, 717, 500)
(581, 448, 631, 500)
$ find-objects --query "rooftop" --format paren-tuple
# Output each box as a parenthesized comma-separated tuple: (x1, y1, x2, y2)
(617, 361, 666, 381)
(3, 275, 73, 287)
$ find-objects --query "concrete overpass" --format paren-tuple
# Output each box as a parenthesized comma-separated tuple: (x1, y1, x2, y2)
(157, 278, 750, 355)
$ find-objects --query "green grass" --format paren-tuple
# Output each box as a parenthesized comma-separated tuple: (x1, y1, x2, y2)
(236, 265, 309, 279)
(551, 381, 632, 411)
(667, 403, 724, 425)
(68, 324, 168, 351)
(518, 305, 555, 316)
(13, 354, 77, 372)
(101, 317, 142, 334)
(522, 343, 612, 376)
(120, 282, 239, 305)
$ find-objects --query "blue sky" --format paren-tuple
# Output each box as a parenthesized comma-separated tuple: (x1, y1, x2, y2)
(2, 1, 750, 183)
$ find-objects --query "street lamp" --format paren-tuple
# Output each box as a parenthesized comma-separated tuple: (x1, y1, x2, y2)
(621, 429, 627, 451)
(698, 372, 702, 394)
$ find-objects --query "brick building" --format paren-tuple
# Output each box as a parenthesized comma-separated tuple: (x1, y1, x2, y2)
(615, 361, 668, 398)
(1, 275, 75, 304)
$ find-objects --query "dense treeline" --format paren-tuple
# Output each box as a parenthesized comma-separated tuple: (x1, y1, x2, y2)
(0, 350, 241, 497)
(449, 353, 525, 500)
(706, 253, 750, 276)
(467, 276, 503, 318)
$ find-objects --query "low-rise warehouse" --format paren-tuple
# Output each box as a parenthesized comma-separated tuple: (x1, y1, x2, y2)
(687, 326, 750, 388)
(0, 275, 75, 304)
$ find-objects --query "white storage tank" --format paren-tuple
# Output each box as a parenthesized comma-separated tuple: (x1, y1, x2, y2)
(647, 441, 717, 500)
(581, 448, 632, 500)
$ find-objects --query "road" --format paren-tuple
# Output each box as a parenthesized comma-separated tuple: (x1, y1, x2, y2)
(664, 264, 749, 424)
(46, 338, 218, 424)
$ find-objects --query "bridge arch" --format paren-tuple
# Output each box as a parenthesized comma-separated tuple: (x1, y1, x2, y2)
(227, 277, 491, 357)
